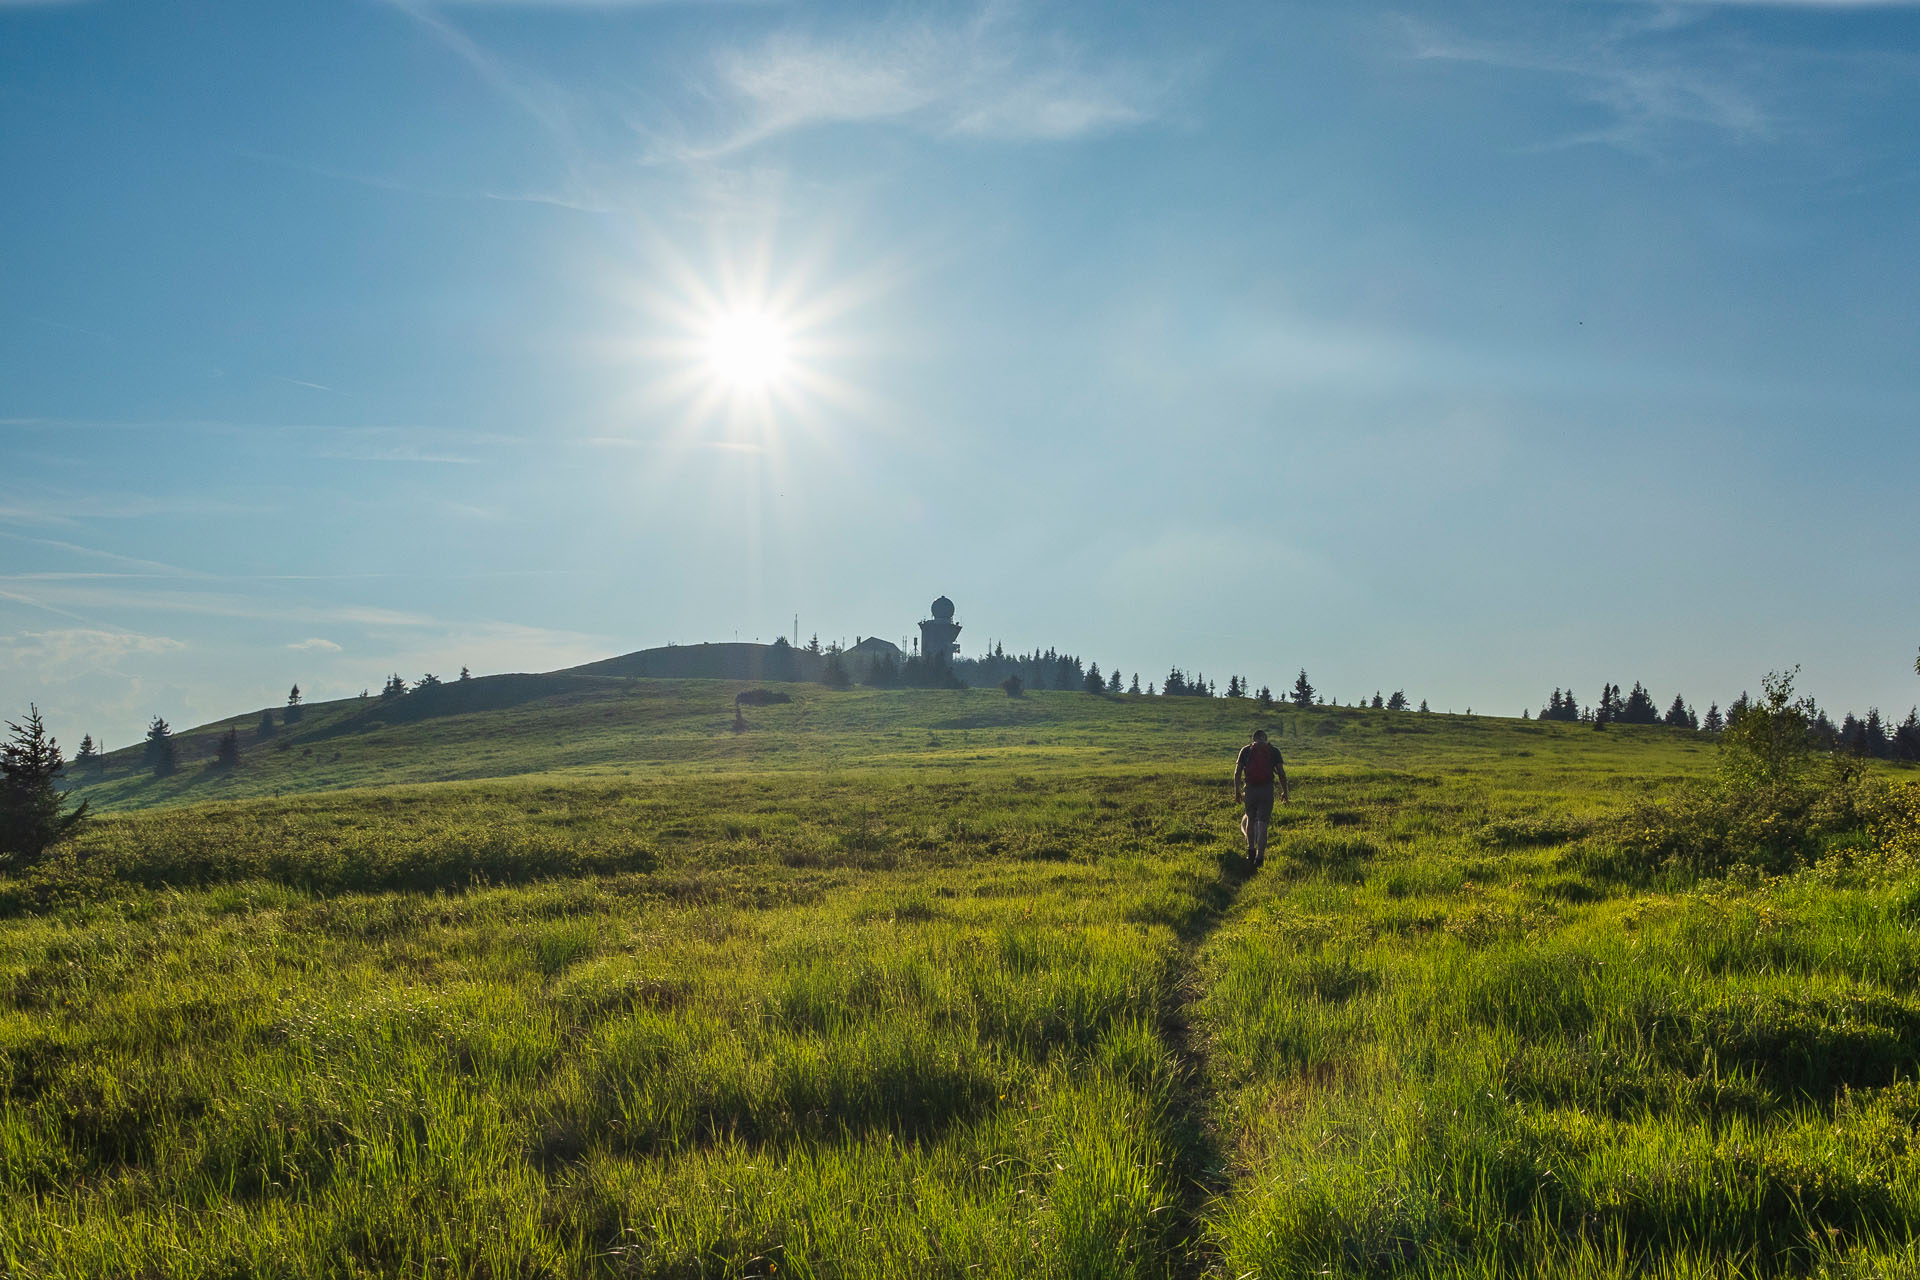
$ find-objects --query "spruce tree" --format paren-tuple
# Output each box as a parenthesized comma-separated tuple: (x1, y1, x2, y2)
(1893, 709, 1920, 762)
(1370, 691, 1383, 709)
(284, 683, 304, 724)
(1256, 685, 1275, 710)
(74, 733, 99, 769)
(1129, 673, 1141, 696)
(1621, 682, 1659, 725)
(821, 651, 852, 690)
(2, 707, 90, 867)
(1418, 699, 1430, 713)
(1290, 670, 1315, 709)
(1084, 663, 1106, 695)
(1387, 691, 1407, 711)
(143, 717, 177, 777)
(1664, 694, 1691, 728)
(1108, 668, 1124, 695)
(1702, 703, 1723, 733)
(1226, 675, 1243, 699)
(1864, 708, 1889, 758)
(459, 666, 472, 681)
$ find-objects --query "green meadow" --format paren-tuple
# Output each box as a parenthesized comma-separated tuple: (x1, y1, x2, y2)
(5, 680, 1919, 1278)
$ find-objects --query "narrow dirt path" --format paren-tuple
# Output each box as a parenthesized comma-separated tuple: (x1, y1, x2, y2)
(1156, 846, 1263, 1279)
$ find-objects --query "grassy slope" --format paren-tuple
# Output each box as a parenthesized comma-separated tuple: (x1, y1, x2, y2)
(70, 674, 1715, 813)
(8, 682, 1920, 1278)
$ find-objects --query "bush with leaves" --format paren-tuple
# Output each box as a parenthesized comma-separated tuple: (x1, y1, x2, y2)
(1599, 669, 1878, 879)
(1, 706, 89, 869)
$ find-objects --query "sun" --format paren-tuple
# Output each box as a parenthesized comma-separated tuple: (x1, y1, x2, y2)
(704, 308, 792, 392)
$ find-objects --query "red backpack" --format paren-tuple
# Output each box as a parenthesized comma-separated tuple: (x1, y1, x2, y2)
(1244, 743, 1274, 785)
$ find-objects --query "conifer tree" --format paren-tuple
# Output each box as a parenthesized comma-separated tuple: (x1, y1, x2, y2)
(417, 673, 441, 689)
(1, 706, 89, 866)
(284, 683, 304, 724)
(214, 726, 240, 768)
(821, 651, 852, 690)
(459, 666, 472, 681)
(1864, 708, 1889, 758)
(1291, 669, 1315, 709)
(1893, 708, 1920, 762)
(256, 710, 275, 740)
(1622, 682, 1659, 725)
(1387, 691, 1407, 711)
(1226, 675, 1243, 699)
(1108, 667, 1124, 695)
(74, 733, 99, 768)
(382, 673, 408, 699)
(1370, 691, 1383, 709)
(1664, 694, 1691, 728)
(1084, 663, 1106, 695)
(1418, 699, 1430, 713)
(1129, 673, 1141, 696)
(1703, 702, 1723, 733)
(1256, 685, 1275, 710)
(143, 716, 176, 777)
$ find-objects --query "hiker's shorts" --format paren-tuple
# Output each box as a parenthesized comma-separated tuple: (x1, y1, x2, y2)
(1243, 783, 1275, 824)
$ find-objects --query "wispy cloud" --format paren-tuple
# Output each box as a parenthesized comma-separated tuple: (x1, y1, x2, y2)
(0, 628, 184, 677)
(694, 5, 1172, 155)
(288, 637, 342, 652)
(1403, 11, 1775, 151)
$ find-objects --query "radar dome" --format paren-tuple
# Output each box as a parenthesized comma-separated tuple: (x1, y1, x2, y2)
(930, 595, 955, 621)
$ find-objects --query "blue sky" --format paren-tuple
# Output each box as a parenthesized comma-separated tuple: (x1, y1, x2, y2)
(3, 0, 1917, 748)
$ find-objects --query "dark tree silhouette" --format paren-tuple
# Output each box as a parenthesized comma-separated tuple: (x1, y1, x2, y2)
(284, 683, 304, 724)
(214, 726, 240, 768)
(1387, 691, 1408, 711)
(144, 716, 176, 777)
(1620, 682, 1660, 725)
(1001, 674, 1024, 698)
(821, 651, 852, 690)
(1129, 673, 1142, 696)
(1370, 691, 1384, 709)
(1893, 708, 1920, 762)
(1256, 685, 1275, 710)
(382, 673, 408, 699)
(1107, 667, 1124, 695)
(459, 666, 472, 681)
(1, 705, 90, 867)
(1703, 703, 1724, 733)
(1419, 699, 1430, 713)
(256, 710, 275, 740)
(1291, 670, 1315, 709)
(1084, 663, 1106, 695)
(73, 733, 99, 769)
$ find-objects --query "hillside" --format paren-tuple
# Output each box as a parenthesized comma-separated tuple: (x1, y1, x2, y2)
(9, 679, 1920, 1277)
(66, 672, 1720, 814)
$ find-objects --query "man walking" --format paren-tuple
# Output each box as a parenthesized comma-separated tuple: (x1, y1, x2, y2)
(1234, 728, 1288, 866)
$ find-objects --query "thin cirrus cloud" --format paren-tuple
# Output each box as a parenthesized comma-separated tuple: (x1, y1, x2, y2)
(288, 637, 343, 652)
(692, 8, 1172, 155)
(1403, 13, 1776, 150)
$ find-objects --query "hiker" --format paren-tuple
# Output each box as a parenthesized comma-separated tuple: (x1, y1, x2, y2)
(1233, 728, 1288, 866)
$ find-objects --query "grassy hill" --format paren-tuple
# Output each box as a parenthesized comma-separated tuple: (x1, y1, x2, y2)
(8, 680, 1919, 1278)
(70, 673, 1716, 814)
